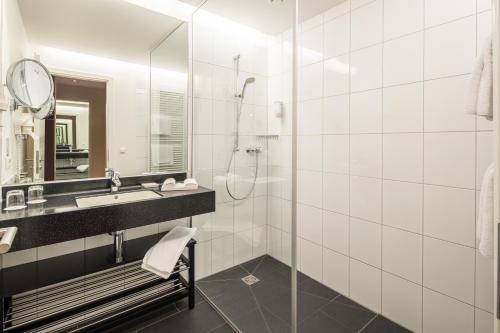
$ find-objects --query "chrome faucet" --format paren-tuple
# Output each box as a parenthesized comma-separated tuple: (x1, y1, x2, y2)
(106, 168, 121, 193)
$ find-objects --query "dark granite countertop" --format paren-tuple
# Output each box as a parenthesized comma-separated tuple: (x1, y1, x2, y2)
(0, 183, 215, 252)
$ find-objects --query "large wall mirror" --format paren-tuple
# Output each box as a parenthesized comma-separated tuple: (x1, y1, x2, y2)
(0, 0, 189, 184)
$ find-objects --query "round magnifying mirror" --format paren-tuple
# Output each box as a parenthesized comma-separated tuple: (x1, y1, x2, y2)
(6, 58, 54, 112)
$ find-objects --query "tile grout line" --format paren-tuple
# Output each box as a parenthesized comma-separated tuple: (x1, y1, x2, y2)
(380, 0, 385, 316)
(421, 0, 426, 329)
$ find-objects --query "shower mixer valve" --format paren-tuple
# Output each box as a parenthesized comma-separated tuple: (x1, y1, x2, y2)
(246, 146, 262, 153)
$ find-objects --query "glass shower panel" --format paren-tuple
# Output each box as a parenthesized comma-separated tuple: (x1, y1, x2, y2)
(191, 0, 295, 331)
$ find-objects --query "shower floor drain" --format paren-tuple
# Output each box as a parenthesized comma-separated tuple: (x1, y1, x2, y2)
(241, 275, 260, 286)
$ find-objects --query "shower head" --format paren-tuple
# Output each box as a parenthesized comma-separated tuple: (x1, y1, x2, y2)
(238, 77, 256, 99)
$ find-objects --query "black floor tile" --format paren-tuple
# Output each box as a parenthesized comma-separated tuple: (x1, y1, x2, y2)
(261, 306, 292, 333)
(175, 290, 206, 311)
(209, 282, 258, 321)
(202, 265, 250, 282)
(298, 275, 339, 301)
(298, 311, 351, 333)
(360, 315, 412, 333)
(99, 302, 179, 333)
(232, 308, 271, 333)
(139, 301, 226, 333)
(321, 295, 377, 332)
(209, 323, 236, 333)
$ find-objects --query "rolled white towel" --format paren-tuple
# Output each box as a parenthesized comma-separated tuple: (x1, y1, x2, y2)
(76, 165, 89, 173)
(477, 163, 495, 257)
(142, 226, 197, 279)
(466, 36, 493, 120)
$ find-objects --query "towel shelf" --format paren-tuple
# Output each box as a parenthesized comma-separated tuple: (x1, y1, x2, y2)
(1, 236, 196, 333)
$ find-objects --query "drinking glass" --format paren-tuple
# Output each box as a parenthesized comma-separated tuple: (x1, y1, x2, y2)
(27, 185, 45, 204)
(5, 190, 26, 211)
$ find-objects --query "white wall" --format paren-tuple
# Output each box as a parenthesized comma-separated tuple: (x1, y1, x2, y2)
(0, 0, 31, 184)
(267, 0, 495, 332)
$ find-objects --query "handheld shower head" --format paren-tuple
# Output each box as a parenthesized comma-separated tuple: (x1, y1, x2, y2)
(237, 77, 256, 99)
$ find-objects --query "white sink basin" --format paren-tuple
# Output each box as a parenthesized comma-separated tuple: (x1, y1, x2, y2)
(75, 190, 162, 208)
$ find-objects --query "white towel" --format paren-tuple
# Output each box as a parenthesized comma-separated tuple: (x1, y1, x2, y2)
(76, 165, 89, 173)
(466, 36, 493, 120)
(142, 226, 197, 279)
(477, 163, 495, 257)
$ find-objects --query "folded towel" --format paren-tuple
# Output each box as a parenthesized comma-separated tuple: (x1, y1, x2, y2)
(477, 163, 495, 257)
(76, 165, 89, 173)
(466, 36, 493, 120)
(161, 178, 198, 192)
(142, 226, 197, 279)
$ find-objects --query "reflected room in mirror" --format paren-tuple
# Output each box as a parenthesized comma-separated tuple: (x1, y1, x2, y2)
(1, 0, 189, 184)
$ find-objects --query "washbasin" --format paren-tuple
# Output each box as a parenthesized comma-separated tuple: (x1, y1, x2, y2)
(75, 190, 162, 208)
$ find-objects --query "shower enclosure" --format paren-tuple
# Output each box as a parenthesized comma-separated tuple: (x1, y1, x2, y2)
(191, 0, 497, 332)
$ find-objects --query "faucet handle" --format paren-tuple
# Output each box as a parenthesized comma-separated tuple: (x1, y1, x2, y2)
(105, 168, 115, 177)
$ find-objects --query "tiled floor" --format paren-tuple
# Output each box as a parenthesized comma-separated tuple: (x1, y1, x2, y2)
(100, 291, 232, 333)
(197, 255, 412, 333)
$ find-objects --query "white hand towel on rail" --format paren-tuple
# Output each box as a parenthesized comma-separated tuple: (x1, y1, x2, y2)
(477, 163, 494, 257)
(466, 36, 493, 120)
(142, 226, 197, 279)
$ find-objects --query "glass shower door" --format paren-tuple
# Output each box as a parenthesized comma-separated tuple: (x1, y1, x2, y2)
(191, 0, 296, 331)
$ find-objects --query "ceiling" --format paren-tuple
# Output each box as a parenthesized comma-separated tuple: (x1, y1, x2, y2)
(17, 0, 184, 65)
(180, 0, 347, 35)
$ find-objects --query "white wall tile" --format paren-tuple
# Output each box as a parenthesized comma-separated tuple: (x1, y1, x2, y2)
(424, 0, 475, 27)
(383, 82, 423, 132)
(300, 204, 323, 243)
(301, 13, 323, 32)
(477, 11, 493, 55)
(323, 95, 349, 134)
(350, 0, 383, 50)
(268, 226, 283, 262)
(424, 75, 474, 131)
(38, 239, 85, 260)
(324, 54, 350, 96)
(2, 249, 37, 268)
(477, 0, 492, 12)
(323, 249, 349, 295)
(301, 62, 323, 100)
(383, 180, 423, 233)
(424, 17, 476, 80)
(323, 135, 349, 174)
(350, 134, 382, 178)
(424, 132, 475, 189)
(475, 252, 494, 312)
(350, 218, 381, 267)
(351, 0, 376, 10)
(350, 176, 382, 223)
(423, 237, 475, 304)
(475, 308, 494, 333)
(382, 273, 423, 333)
(234, 199, 254, 233)
(195, 241, 212, 279)
(234, 229, 253, 265)
(194, 135, 212, 170)
(350, 259, 382, 312)
(350, 45, 383, 92)
(300, 98, 323, 135)
(383, 133, 423, 183)
(212, 234, 234, 273)
(423, 185, 475, 246)
(193, 98, 213, 134)
(350, 89, 382, 133)
(253, 196, 267, 227)
(192, 214, 212, 242)
(382, 226, 422, 283)
(384, 0, 424, 40)
(213, 202, 234, 238)
(300, 170, 323, 208)
(383, 32, 423, 86)
(323, 211, 349, 255)
(301, 25, 323, 66)
(253, 226, 268, 258)
(324, 14, 350, 58)
(300, 135, 323, 171)
(323, 173, 350, 214)
(423, 288, 474, 333)
(324, 1, 351, 21)
(300, 239, 323, 282)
